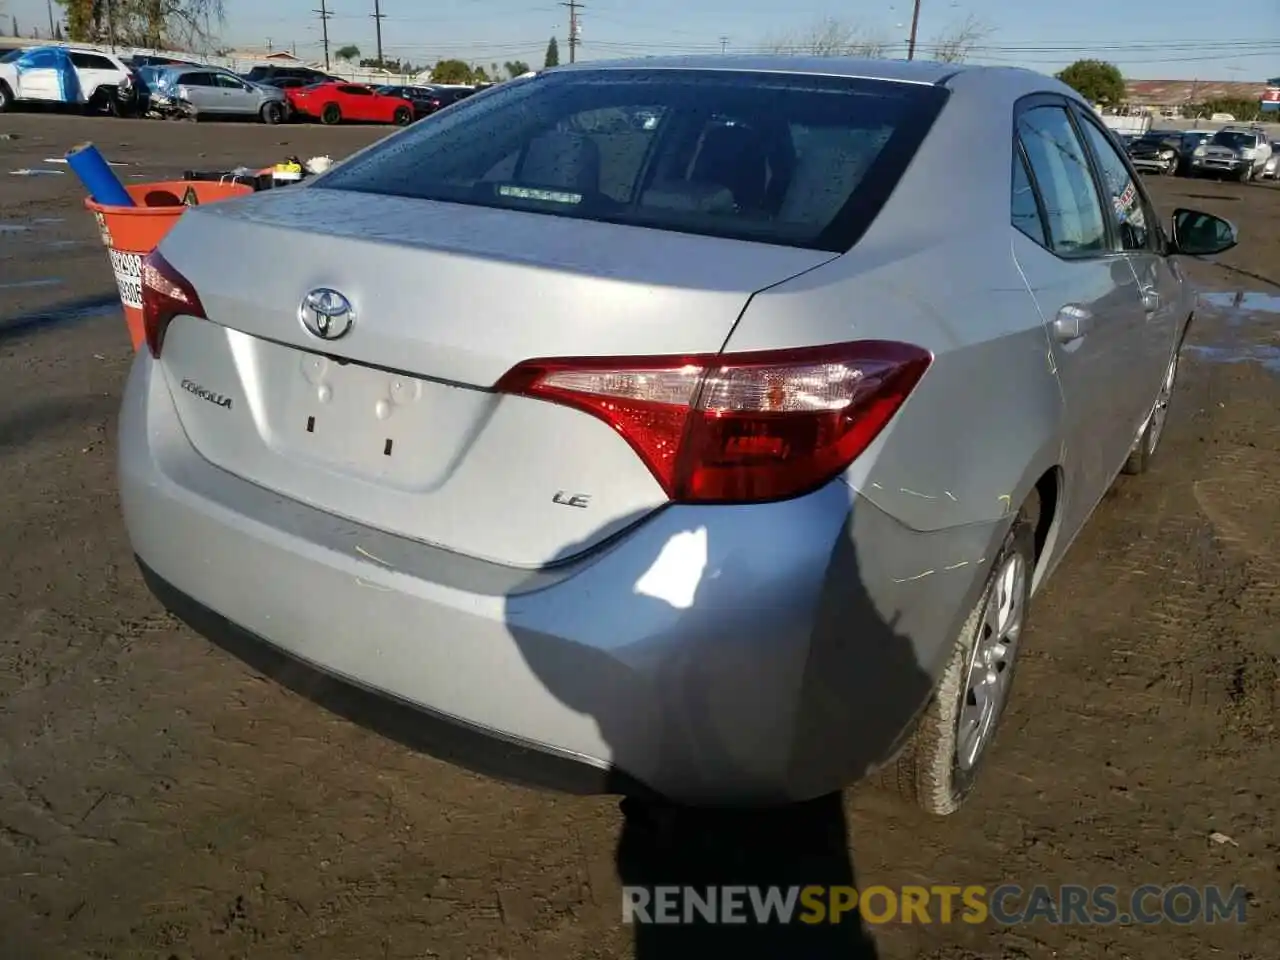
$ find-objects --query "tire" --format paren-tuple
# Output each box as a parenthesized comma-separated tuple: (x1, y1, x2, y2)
(320, 103, 341, 125)
(1164, 157, 1178, 176)
(0, 82, 12, 113)
(890, 498, 1038, 816)
(260, 101, 284, 125)
(1238, 165, 1252, 183)
(392, 105, 412, 126)
(1123, 343, 1180, 475)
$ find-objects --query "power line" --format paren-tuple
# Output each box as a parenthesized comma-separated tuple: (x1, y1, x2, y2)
(372, 0, 386, 64)
(561, 0, 582, 63)
(314, 0, 333, 69)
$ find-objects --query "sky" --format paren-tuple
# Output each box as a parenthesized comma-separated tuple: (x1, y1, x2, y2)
(5, 0, 1279, 81)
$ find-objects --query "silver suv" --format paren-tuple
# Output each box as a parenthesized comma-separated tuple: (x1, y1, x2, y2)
(157, 66, 290, 124)
(1190, 125, 1274, 182)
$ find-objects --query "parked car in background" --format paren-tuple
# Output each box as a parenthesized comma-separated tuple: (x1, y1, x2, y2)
(129, 53, 201, 69)
(376, 84, 447, 115)
(242, 65, 340, 87)
(259, 76, 313, 91)
(1189, 125, 1274, 181)
(286, 81, 417, 125)
(0, 44, 131, 114)
(157, 66, 291, 123)
(1126, 130, 1184, 175)
(1261, 143, 1280, 180)
(124, 58, 1237, 815)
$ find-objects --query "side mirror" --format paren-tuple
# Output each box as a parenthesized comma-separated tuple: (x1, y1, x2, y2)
(1169, 208, 1238, 257)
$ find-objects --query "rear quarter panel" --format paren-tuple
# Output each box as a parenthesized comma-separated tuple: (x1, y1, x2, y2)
(725, 69, 1066, 533)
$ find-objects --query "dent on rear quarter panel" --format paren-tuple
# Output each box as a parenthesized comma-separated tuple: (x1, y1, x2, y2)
(726, 231, 1065, 533)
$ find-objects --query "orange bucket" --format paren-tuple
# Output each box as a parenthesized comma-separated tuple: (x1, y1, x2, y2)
(86, 180, 254, 351)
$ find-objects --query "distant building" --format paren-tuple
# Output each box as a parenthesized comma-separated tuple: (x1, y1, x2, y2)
(1124, 79, 1275, 113)
(227, 49, 304, 64)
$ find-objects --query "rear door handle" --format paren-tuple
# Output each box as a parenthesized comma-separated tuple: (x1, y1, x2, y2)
(1052, 304, 1094, 344)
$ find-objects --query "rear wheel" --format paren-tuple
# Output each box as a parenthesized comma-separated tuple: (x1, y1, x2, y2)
(392, 105, 412, 126)
(890, 500, 1037, 816)
(1164, 156, 1178, 175)
(0, 82, 12, 113)
(260, 101, 284, 124)
(320, 103, 341, 125)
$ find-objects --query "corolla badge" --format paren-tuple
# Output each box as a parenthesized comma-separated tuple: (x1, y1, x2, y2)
(299, 288, 355, 340)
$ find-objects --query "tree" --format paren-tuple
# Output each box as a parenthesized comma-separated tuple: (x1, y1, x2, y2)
(763, 17, 887, 58)
(431, 58, 473, 84)
(544, 36, 559, 68)
(472, 64, 489, 82)
(504, 60, 530, 79)
(54, 20, 64, 40)
(57, 0, 225, 47)
(929, 14, 992, 64)
(1055, 59, 1125, 106)
(335, 44, 360, 62)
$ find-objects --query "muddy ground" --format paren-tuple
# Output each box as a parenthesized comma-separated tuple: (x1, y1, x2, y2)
(1, 114, 1277, 960)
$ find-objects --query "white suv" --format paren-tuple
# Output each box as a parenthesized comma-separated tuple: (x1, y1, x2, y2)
(0, 45, 132, 114)
(1190, 125, 1275, 182)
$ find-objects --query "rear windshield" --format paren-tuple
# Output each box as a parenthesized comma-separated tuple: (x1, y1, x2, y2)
(317, 69, 948, 252)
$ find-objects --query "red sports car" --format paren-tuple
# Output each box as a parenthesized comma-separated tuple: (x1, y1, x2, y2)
(285, 81, 418, 126)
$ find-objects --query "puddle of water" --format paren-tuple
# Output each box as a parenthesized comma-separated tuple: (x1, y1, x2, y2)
(9, 169, 65, 177)
(0, 295, 121, 342)
(43, 240, 92, 250)
(1185, 343, 1280, 374)
(0, 224, 29, 234)
(1199, 290, 1280, 314)
(0, 278, 64, 290)
(32, 217, 65, 225)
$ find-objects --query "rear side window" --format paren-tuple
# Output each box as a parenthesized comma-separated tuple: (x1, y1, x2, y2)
(1016, 106, 1108, 257)
(71, 53, 117, 70)
(318, 69, 948, 252)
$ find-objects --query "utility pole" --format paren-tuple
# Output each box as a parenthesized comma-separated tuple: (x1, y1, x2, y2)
(906, 0, 922, 60)
(561, 0, 582, 64)
(106, 0, 116, 50)
(315, 0, 333, 69)
(45, 0, 55, 38)
(720, 36, 728, 54)
(372, 0, 385, 65)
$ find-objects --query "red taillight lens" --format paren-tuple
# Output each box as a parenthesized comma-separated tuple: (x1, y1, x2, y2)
(495, 341, 932, 504)
(140, 250, 205, 358)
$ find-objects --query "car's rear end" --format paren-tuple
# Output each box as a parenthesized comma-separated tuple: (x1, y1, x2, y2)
(119, 63, 987, 804)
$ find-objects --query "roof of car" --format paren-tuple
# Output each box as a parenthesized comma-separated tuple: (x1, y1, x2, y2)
(550, 54, 980, 85)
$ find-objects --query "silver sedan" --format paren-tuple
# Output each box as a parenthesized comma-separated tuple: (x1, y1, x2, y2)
(118, 56, 1237, 813)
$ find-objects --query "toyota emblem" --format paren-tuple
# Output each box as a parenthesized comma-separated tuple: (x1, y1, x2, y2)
(299, 288, 355, 340)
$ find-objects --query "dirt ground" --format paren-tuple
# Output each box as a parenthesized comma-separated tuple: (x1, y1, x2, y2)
(1, 113, 1277, 960)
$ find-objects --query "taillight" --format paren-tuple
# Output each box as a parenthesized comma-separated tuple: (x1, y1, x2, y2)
(140, 250, 205, 358)
(495, 341, 931, 503)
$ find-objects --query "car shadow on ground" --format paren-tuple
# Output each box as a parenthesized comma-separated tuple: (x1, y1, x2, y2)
(502, 504, 942, 959)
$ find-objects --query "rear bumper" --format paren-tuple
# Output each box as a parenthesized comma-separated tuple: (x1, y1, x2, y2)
(119, 351, 1003, 805)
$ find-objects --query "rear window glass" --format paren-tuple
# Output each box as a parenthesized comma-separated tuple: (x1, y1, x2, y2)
(317, 69, 947, 252)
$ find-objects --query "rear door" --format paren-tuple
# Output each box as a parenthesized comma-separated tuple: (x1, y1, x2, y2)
(1072, 106, 1182, 413)
(70, 51, 122, 99)
(212, 71, 257, 115)
(1010, 97, 1149, 533)
(177, 71, 218, 113)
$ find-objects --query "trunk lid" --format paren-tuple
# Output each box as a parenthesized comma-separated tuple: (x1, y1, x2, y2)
(154, 187, 835, 567)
